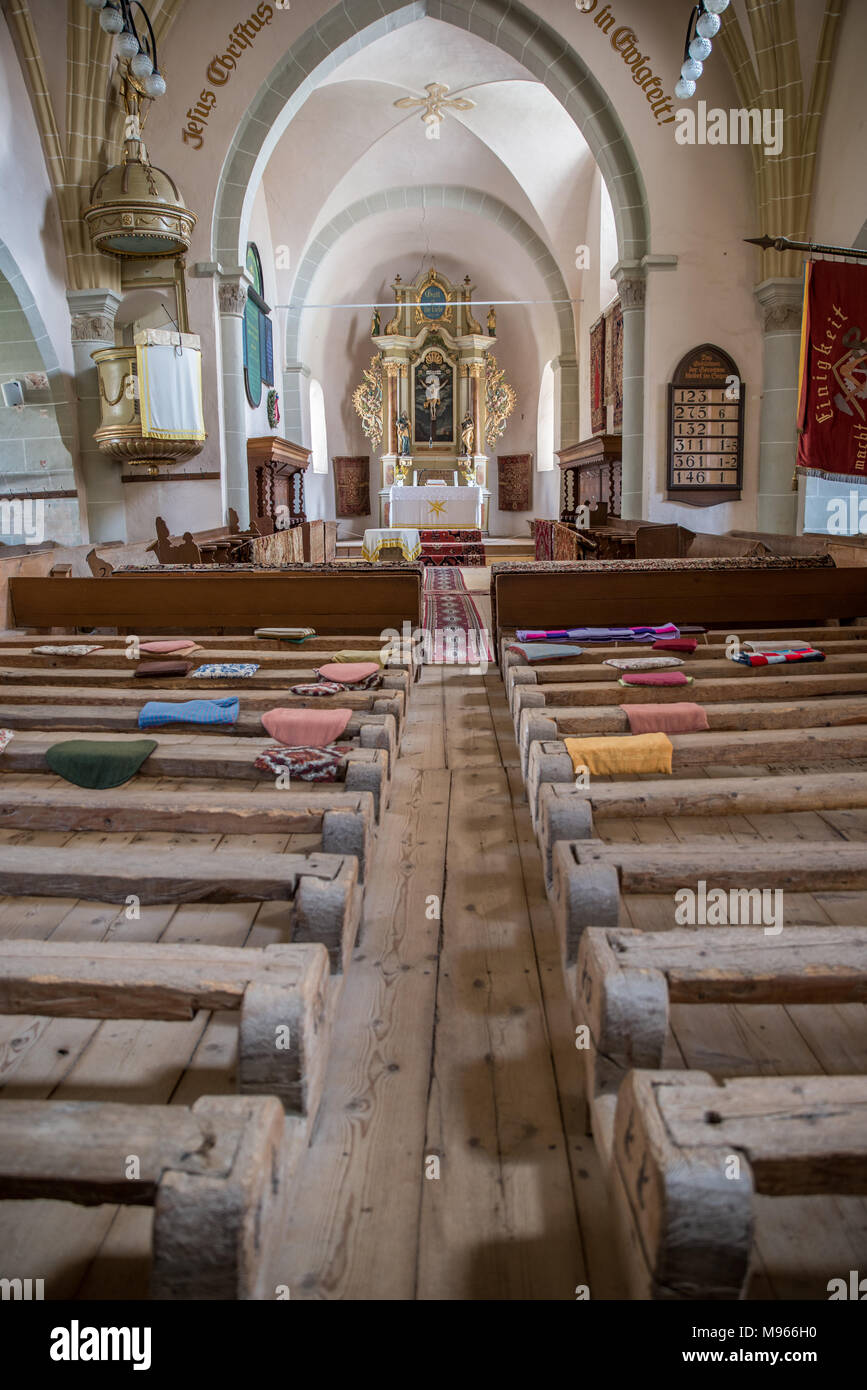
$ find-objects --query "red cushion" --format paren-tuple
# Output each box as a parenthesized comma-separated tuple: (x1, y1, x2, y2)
(621, 671, 691, 686)
(652, 638, 698, 653)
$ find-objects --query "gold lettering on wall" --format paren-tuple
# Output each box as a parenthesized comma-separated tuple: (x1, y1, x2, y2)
(575, 3, 676, 127)
(180, 4, 275, 150)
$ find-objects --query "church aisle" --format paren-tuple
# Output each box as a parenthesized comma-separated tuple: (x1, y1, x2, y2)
(269, 655, 619, 1299)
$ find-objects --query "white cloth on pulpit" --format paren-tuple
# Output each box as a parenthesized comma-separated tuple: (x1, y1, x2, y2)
(136, 342, 206, 441)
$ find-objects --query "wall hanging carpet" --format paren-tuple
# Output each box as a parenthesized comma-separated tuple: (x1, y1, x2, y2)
(334, 456, 370, 516)
(590, 314, 606, 434)
(497, 454, 533, 511)
(608, 299, 624, 432)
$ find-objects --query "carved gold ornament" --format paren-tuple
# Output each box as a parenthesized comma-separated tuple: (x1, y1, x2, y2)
(485, 355, 517, 448)
(351, 355, 384, 450)
(393, 82, 476, 142)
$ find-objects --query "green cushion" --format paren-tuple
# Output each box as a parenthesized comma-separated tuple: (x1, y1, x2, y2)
(46, 739, 158, 789)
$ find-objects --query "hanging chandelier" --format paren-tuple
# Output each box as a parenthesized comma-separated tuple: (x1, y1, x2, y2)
(83, 0, 196, 259)
(674, 0, 731, 101)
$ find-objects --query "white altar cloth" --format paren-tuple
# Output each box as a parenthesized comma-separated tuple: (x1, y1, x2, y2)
(389, 485, 482, 528)
(362, 528, 421, 562)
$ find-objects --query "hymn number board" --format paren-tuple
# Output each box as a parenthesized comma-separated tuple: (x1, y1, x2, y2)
(667, 345, 744, 502)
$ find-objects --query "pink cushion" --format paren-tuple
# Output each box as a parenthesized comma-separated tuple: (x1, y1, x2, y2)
(621, 671, 691, 687)
(622, 702, 709, 735)
(140, 639, 199, 654)
(261, 707, 352, 747)
(317, 662, 380, 684)
(651, 638, 698, 653)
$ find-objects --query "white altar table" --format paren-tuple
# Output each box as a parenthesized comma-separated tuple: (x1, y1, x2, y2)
(389, 485, 483, 529)
(361, 528, 421, 562)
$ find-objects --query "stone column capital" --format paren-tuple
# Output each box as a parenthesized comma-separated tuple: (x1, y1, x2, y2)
(754, 276, 804, 332)
(612, 262, 647, 311)
(67, 288, 122, 343)
(218, 268, 253, 316)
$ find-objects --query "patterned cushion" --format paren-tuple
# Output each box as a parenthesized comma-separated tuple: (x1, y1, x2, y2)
(191, 663, 260, 679)
(254, 744, 354, 783)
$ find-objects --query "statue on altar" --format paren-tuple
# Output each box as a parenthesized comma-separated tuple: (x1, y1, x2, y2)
(460, 411, 474, 459)
(487, 306, 497, 336)
(396, 411, 411, 457)
(371, 306, 381, 336)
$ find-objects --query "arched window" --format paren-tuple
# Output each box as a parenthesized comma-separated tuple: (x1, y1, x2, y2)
(310, 378, 329, 475)
(537, 361, 555, 471)
(243, 243, 274, 408)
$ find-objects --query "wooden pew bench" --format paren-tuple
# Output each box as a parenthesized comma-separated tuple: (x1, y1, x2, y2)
(0, 782, 375, 879)
(526, 724, 867, 831)
(517, 693, 867, 775)
(610, 1070, 867, 1300)
(0, 701, 399, 778)
(1, 732, 390, 820)
(575, 925, 867, 1133)
(549, 837, 867, 973)
(534, 771, 867, 888)
(0, 938, 334, 1119)
(0, 1094, 288, 1299)
(0, 838, 362, 972)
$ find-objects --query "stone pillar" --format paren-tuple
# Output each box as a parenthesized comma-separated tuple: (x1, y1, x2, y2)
(612, 264, 646, 520)
(554, 352, 580, 449)
(282, 361, 311, 447)
(217, 268, 252, 527)
(754, 277, 803, 534)
(67, 288, 123, 542)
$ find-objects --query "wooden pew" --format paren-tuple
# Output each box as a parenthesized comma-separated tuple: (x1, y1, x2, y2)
(575, 925, 867, 1132)
(1, 732, 390, 819)
(526, 724, 867, 829)
(8, 568, 424, 635)
(517, 693, 867, 774)
(0, 783, 375, 880)
(610, 1070, 867, 1300)
(489, 560, 867, 657)
(0, 841, 361, 972)
(0, 703, 399, 778)
(549, 837, 867, 971)
(535, 771, 867, 887)
(0, 1094, 288, 1299)
(0, 646, 408, 673)
(0, 939, 333, 1119)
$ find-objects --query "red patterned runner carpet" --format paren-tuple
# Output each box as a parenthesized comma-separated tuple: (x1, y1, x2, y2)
(422, 567, 492, 663)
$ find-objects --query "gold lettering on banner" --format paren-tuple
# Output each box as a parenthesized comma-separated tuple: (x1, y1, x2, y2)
(181, 4, 275, 149)
(574, 5, 676, 127)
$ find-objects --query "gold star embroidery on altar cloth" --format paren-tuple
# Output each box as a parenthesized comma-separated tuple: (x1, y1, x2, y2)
(428, 499, 447, 517)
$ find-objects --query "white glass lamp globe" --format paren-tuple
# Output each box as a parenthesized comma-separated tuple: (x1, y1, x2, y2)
(681, 57, 704, 82)
(703, 0, 731, 13)
(697, 12, 721, 38)
(144, 70, 166, 98)
(130, 49, 154, 80)
(115, 31, 139, 59)
(99, 7, 124, 33)
(689, 36, 713, 62)
(675, 78, 697, 100)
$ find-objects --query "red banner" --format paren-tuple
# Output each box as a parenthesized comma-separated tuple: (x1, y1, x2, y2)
(797, 260, 867, 481)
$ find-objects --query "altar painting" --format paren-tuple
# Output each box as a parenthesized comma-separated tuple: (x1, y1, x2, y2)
(414, 356, 454, 446)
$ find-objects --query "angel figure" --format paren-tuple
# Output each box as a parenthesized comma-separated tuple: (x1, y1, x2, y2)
(396, 411, 412, 457)
(460, 412, 475, 458)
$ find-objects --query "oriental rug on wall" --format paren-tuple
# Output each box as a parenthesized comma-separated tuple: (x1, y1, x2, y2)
(590, 314, 606, 434)
(608, 300, 624, 432)
(334, 456, 370, 516)
(797, 260, 867, 481)
(497, 454, 533, 511)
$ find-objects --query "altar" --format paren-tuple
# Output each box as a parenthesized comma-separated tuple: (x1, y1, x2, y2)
(389, 485, 483, 529)
(351, 266, 517, 535)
